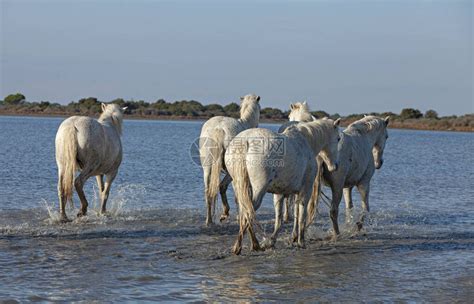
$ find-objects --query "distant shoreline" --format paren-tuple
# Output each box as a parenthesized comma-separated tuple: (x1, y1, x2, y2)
(1, 112, 472, 133)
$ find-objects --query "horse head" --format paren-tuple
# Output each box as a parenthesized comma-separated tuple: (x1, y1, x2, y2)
(239, 94, 261, 127)
(319, 118, 341, 172)
(289, 101, 313, 122)
(100, 103, 128, 135)
(373, 116, 390, 169)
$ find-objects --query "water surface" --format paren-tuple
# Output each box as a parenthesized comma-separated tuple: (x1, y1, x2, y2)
(0, 116, 472, 302)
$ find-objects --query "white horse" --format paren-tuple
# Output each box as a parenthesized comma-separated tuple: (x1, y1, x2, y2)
(224, 118, 341, 254)
(307, 115, 390, 238)
(55, 103, 127, 222)
(280, 101, 317, 222)
(199, 94, 261, 226)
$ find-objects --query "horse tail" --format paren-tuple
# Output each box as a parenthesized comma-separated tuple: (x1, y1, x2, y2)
(206, 128, 225, 217)
(57, 124, 78, 206)
(306, 158, 323, 227)
(232, 141, 255, 228)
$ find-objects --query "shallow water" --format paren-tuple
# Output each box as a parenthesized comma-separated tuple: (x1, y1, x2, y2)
(0, 116, 473, 302)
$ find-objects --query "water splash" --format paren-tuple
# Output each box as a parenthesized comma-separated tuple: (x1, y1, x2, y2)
(42, 198, 63, 224)
(107, 183, 147, 215)
(40, 183, 147, 226)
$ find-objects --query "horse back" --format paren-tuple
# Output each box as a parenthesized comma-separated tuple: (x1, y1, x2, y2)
(69, 116, 122, 173)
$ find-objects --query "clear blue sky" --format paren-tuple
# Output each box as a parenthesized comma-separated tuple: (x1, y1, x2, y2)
(1, 0, 472, 115)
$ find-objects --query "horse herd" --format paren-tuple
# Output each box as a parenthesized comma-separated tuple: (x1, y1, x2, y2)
(55, 94, 390, 255)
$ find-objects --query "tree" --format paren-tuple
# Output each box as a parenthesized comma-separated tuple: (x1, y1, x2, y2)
(400, 108, 423, 119)
(205, 104, 224, 112)
(204, 104, 225, 117)
(312, 110, 330, 119)
(4, 93, 26, 105)
(425, 110, 438, 119)
(224, 102, 240, 114)
(261, 107, 284, 119)
(39, 101, 50, 109)
(77, 97, 101, 113)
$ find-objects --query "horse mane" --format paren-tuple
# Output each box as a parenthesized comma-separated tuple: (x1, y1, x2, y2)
(239, 96, 260, 127)
(347, 116, 385, 134)
(293, 119, 335, 151)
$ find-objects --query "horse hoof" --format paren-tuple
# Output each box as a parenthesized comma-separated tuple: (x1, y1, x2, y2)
(205, 221, 217, 229)
(77, 211, 87, 218)
(59, 216, 71, 223)
(356, 222, 363, 231)
(262, 239, 275, 250)
(232, 245, 242, 255)
(324, 234, 338, 242)
(297, 243, 306, 249)
(219, 214, 229, 223)
(252, 244, 264, 252)
(205, 215, 216, 225)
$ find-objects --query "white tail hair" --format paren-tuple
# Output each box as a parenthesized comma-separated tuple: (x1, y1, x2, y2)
(57, 125, 78, 206)
(231, 142, 256, 230)
(205, 129, 225, 217)
(306, 159, 323, 226)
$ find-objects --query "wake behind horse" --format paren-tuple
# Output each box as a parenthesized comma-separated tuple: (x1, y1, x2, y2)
(55, 103, 127, 222)
(224, 118, 341, 254)
(199, 94, 261, 226)
(307, 115, 390, 238)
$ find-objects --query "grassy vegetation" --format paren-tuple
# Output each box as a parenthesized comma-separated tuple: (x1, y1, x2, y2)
(0, 93, 472, 132)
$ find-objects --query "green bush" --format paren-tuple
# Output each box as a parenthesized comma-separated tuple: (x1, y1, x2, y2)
(4, 93, 26, 105)
(400, 108, 423, 119)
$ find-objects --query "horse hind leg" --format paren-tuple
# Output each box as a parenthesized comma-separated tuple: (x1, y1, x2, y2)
(100, 171, 117, 215)
(297, 198, 306, 248)
(291, 200, 299, 244)
(267, 194, 284, 248)
(74, 168, 94, 217)
(202, 166, 215, 226)
(248, 221, 263, 251)
(57, 171, 71, 223)
(247, 186, 267, 252)
(295, 184, 313, 248)
(232, 216, 247, 255)
(283, 195, 293, 223)
(219, 173, 232, 222)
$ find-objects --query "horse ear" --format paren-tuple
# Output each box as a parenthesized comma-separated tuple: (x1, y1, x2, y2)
(240, 96, 245, 102)
(101, 103, 107, 112)
(256, 95, 260, 102)
(334, 118, 341, 127)
(302, 100, 307, 106)
(384, 116, 390, 126)
(290, 103, 294, 110)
